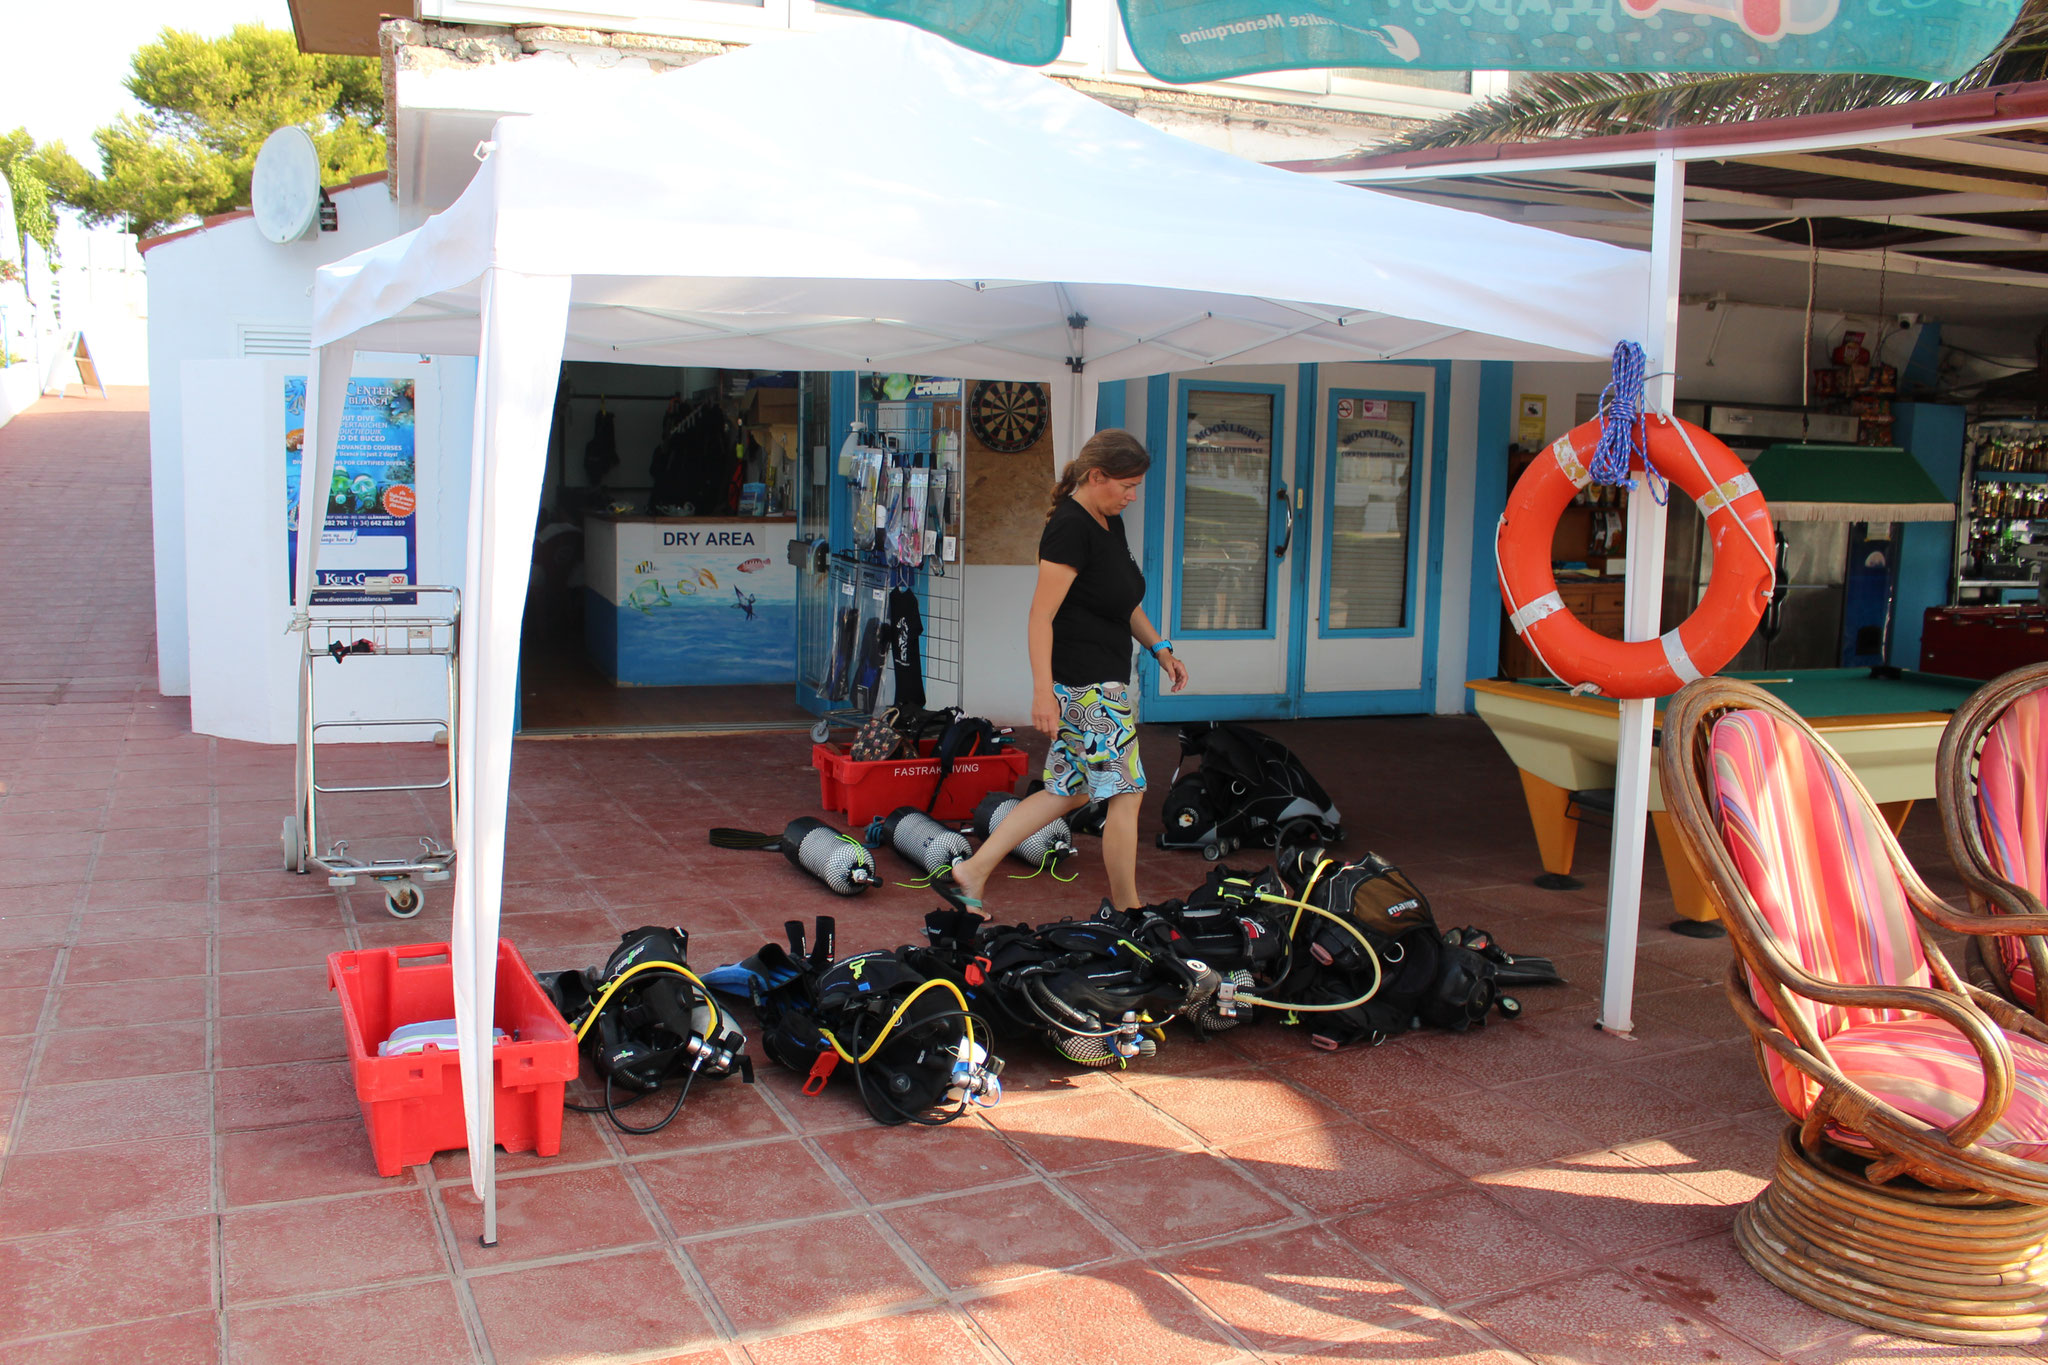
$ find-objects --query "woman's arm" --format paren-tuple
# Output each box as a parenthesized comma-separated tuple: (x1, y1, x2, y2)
(1130, 606, 1188, 693)
(1030, 560, 1080, 734)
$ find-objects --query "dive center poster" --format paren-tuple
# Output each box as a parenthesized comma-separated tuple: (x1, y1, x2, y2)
(285, 376, 418, 604)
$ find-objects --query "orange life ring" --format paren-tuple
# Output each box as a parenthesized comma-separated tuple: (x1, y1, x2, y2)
(1498, 414, 1774, 700)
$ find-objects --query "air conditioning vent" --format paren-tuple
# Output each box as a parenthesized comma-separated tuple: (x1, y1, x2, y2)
(238, 324, 310, 357)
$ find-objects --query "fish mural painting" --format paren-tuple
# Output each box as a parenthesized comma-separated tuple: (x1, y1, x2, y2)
(584, 520, 796, 686)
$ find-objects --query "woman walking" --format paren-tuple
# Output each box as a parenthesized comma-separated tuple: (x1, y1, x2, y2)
(943, 430, 1186, 911)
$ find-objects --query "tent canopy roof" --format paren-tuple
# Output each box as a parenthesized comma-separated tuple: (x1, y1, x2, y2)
(312, 24, 1648, 376)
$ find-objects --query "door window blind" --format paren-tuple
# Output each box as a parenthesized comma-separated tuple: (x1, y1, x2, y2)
(1327, 399, 1414, 630)
(1180, 390, 1275, 632)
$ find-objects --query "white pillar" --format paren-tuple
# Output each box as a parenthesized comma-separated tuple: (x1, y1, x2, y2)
(1599, 150, 1685, 1035)
(455, 268, 572, 1246)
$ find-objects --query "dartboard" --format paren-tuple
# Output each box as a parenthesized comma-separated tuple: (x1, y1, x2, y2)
(969, 380, 1048, 454)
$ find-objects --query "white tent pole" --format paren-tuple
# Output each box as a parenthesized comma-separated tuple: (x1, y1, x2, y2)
(455, 268, 573, 1247)
(1598, 149, 1685, 1036)
(1049, 369, 1098, 472)
(293, 344, 355, 609)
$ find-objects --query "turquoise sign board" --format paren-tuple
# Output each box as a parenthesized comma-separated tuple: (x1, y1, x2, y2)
(835, 0, 2020, 82)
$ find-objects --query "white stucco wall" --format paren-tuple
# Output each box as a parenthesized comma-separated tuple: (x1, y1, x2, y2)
(145, 179, 424, 697)
(182, 354, 477, 746)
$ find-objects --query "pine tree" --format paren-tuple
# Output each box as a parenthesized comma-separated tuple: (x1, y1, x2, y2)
(38, 24, 385, 239)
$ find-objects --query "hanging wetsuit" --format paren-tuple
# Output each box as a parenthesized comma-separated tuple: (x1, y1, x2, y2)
(888, 587, 925, 709)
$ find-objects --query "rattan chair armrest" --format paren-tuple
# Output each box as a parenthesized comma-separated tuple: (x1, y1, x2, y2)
(1907, 879, 2048, 938)
(1767, 968, 2015, 1148)
(1961, 981, 2048, 1044)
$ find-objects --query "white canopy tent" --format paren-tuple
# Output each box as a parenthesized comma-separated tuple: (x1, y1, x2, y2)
(298, 22, 1652, 1241)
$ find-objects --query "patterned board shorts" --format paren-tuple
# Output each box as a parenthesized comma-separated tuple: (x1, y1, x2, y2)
(1044, 682, 1146, 800)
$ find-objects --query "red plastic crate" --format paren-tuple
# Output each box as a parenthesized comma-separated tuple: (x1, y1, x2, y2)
(812, 738, 1030, 824)
(328, 940, 579, 1177)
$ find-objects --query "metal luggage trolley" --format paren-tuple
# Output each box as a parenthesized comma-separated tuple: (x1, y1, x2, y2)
(283, 584, 460, 918)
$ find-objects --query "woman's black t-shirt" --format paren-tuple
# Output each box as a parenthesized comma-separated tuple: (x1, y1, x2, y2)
(1039, 498, 1146, 686)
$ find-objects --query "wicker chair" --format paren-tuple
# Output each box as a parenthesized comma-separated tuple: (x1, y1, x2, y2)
(1938, 661, 2048, 1020)
(1659, 676, 2048, 1345)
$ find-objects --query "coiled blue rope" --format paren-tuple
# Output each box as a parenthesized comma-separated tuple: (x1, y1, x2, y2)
(1588, 341, 1668, 506)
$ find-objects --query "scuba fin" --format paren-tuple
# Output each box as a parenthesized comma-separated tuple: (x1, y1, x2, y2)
(702, 943, 798, 998)
(710, 826, 783, 850)
(1443, 925, 1564, 988)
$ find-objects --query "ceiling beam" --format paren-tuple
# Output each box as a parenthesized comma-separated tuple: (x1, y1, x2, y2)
(1507, 167, 1796, 211)
(1554, 215, 2048, 288)
(1744, 152, 2048, 202)
(1894, 135, 2048, 176)
(1839, 214, 2047, 243)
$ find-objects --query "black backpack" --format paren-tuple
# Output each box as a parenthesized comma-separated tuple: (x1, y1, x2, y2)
(924, 712, 1005, 814)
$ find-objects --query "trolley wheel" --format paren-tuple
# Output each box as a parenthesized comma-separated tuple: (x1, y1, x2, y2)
(281, 816, 303, 873)
(385, 881, 424, 919)
(1201, 842, 1224, 862)
(810, 718, 833, 744)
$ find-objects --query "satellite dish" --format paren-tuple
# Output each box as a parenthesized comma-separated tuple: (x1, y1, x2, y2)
(251, 126, 322, 244)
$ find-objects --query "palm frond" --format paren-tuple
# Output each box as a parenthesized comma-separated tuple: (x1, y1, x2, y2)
(1384, 0, 2048, 151)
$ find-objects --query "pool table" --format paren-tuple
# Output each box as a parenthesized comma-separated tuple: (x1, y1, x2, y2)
(1467, 668, 1984, 923)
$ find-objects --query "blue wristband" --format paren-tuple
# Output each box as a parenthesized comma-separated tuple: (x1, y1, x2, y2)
(1149, 639, 1174, 657)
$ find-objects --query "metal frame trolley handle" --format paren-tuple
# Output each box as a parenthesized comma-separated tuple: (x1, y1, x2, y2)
(284, 584, 460, 919)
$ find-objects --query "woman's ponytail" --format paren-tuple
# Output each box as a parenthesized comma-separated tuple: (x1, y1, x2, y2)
(1047, 429, 1151, 519)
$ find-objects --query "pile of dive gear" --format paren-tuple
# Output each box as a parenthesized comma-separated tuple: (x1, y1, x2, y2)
(538, 926, 753, 1135)
(540, 848, 1563, 1137)
(905, 844, 1562, 1068)
(650, 720, 1560, 1126)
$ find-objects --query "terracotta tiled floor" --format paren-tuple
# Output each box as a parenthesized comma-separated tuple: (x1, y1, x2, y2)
(2, 390, 2044, 1363)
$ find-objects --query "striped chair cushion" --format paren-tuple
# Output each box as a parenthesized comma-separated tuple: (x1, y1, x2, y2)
(1711, 708, 1933, 1116)
(1976, 689, 2048, 1006)
(1823, 1017, 2048, 1161)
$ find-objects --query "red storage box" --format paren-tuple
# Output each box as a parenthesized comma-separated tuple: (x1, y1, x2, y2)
(328, 940, 579, 1177)
(812, 738, 1030, 824)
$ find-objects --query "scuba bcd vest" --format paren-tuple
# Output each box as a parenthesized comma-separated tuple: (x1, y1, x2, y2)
(748, 918, 1002, 1127)
(918, 904, 1228, 1067)
(538, 926, 752, 1135)
(1262, 849, 1557, 1049)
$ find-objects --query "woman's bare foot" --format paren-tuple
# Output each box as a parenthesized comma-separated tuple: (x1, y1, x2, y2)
(945, 858, 988, 908)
